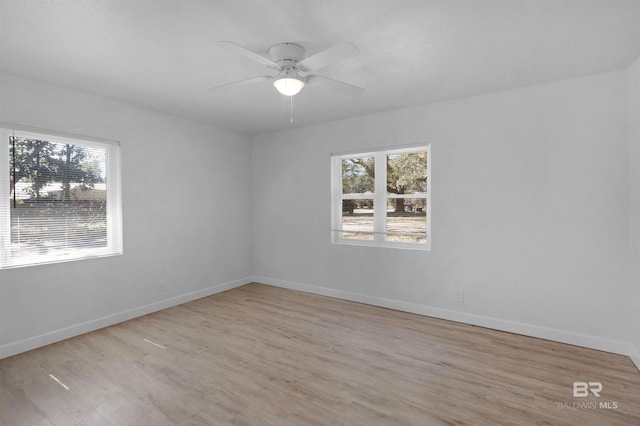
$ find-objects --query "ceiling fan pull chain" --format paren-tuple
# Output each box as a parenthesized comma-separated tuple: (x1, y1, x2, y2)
(290, 95, 294, 124)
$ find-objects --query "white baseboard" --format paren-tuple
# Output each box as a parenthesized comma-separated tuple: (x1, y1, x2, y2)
(0, 276, 252, 360)
(253, 275, 630, 356)
(3, 275, 632, 361)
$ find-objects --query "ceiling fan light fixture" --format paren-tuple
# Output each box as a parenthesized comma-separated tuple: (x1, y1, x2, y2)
(273, 76, 305, 96)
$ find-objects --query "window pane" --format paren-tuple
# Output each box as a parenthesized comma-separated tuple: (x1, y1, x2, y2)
(331, 145, 430, 250)
(7, 135, 111, 266)
(342, 156, 374, 194)
(386, 198, 427, 243)
(341, 199, 374, 240)
(386, 151, 427, 195)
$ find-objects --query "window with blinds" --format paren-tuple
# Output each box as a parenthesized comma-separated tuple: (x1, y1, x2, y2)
(331, 144, 431, 250)
(0, 127, 123, 268)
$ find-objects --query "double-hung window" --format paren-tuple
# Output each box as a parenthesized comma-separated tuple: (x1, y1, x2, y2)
(0, 127, 123, 268)
(331, 144, 431, 250)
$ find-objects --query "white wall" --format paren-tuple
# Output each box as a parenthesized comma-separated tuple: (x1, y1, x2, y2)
(252, 70, 631, 354)
(629, 57, 640, 369)
(0, 72, 253, 358)
(1, 67, 635, 360)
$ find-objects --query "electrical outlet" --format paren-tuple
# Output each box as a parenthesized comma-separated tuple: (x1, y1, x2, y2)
(159, 279, 168, 294)
(455, 290, 464, 303)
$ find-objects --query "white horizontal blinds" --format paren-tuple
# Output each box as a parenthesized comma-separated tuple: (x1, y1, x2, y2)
(1, 128, 122, 268)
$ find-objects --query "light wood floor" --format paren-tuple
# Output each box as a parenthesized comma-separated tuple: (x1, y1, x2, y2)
(1, 283, 639, 425)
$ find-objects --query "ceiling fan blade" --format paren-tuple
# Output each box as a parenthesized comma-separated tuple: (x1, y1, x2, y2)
(299, 42, 360, 71)
(306, 75, 364, 98)
(208, 76, 271, 92)
(217, 41, 279, 68)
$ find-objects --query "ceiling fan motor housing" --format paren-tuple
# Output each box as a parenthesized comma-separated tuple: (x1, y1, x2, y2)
(269, 43, 306, 68)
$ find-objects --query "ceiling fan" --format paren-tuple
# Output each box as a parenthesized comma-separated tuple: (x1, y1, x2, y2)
(211, 41, 364, 98)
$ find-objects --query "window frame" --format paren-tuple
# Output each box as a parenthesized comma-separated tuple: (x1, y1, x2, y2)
(331, 144, 431, 250)
(0, 125, 123, 269)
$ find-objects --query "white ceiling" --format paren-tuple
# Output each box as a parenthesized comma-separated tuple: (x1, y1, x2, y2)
(1, 0, 640, 136)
